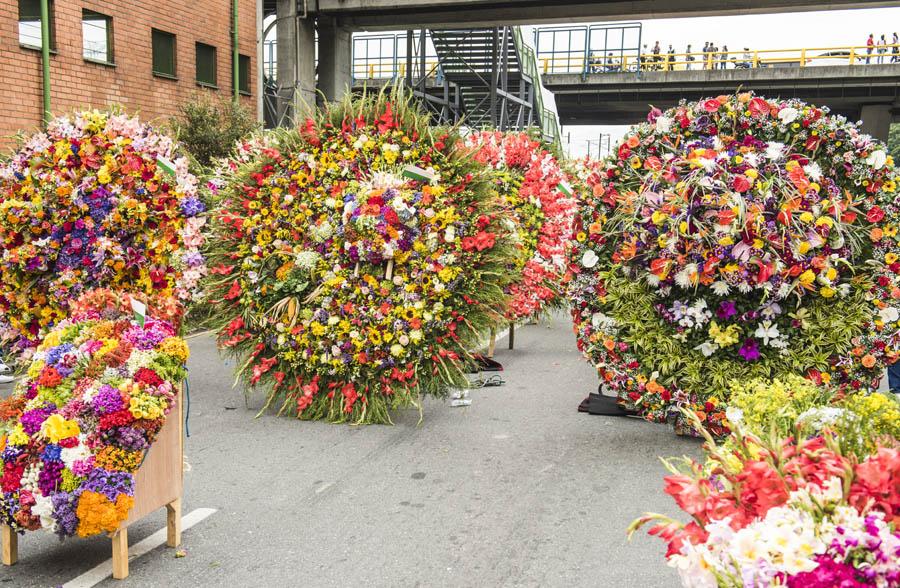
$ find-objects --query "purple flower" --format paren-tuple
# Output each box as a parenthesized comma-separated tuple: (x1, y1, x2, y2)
(82, 469, 134, 501)
(738, 338, 761, 361)
(103, 427, 149, 451)
(37, 460, 63, 495)
(716, 300, 737, 320)
(786, 555, 871, 587)
(179, 196, 205, 217)
(20, 404, 55, 435)
(92, 385, 125, 415)
(51, 491, 80, 537)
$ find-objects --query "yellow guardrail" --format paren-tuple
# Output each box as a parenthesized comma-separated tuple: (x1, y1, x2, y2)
(538, 44, 900, 74)
(353, 60, 442, 79)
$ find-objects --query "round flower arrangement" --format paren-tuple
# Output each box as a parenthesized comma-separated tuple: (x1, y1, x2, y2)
(0, 110, 207, 356)
(568, 93, 900, 434)
(0, 290, 188, 537)
(464, 131, 576, 320)
(206, 94, 515, 424)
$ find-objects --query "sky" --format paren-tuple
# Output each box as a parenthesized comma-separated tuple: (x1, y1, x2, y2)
(544, 7, 900, 157)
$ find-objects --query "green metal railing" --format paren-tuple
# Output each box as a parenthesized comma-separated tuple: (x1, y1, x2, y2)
(511, 27, 560, 148)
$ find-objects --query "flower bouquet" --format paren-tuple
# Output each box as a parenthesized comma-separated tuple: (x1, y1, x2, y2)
(464, 131, 576, 320)
(205, 91, 516, 424)
(0, 290, 188, 537)
(630, 407, 900, 587)
(567, 93, 900, 434)
(0, 110, 207, 357)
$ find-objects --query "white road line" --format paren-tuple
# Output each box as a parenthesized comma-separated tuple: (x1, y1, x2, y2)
(62, 508, 217, 588)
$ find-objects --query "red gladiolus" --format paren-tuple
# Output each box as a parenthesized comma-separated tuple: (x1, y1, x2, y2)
(224, 280, 242, 301)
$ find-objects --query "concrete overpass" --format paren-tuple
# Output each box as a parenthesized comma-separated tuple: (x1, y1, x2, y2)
(542, 64, 900, 139)
(313, 0, 898, 29)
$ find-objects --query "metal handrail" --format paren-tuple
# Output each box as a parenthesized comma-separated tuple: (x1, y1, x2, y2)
(538, 44, 900, 74)
(511, 27, 560, 146)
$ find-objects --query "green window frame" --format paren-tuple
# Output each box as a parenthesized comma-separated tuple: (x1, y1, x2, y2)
(82, 9, 113, 64)
(152, 28, 176, 79)
(18, 0, 55, 50)
(238, 54, 251, 95)
(196, 42, 217, 87)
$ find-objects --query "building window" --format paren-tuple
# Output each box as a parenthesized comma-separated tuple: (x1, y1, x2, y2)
(195, 43, 217, 87)
(82, 10, 113, 64)
(238, 54, 251, 95)
(18, 0, 55, 50)
(152, 29, 176, 78)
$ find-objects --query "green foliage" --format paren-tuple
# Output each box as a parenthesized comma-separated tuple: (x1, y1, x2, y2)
(169, 94, 258, 170)
(889, 123, 900, 163)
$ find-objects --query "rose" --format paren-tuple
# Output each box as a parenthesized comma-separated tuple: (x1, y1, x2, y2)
(702, 99, 721, 113)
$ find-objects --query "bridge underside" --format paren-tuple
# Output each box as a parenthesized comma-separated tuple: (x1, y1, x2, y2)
(544, 66, 900, 128)
(314, 0, 898, 30)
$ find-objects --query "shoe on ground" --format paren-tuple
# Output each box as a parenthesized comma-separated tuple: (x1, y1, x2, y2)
(0, 374, 15, 384)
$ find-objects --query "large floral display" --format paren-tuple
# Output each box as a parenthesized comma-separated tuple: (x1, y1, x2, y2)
(0, 110, 206, 356)
(631, 386, 900, 587)
(206, 94, 515, 423)
(464, 131, 576, 320)
(0, 290, 188, 537)
(568, 93, 900, 433)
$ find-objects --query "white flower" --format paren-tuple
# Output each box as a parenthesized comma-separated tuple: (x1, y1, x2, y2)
(695, 341, 719, 357)
(867, 149, 888, 170)
(725, 406, 744, 425)
(777, 107, 799, 124)
(674, 264, 698, 288)
(581, 249, 599, 269)
(765, 141, 785, 161)
(754, 320, 780, 345)
(711, 281, 731, 296)
(31, 495, 55, 530)
(803, 162, 823, 181)
(879, 306, 900, 324)
(444, 226, 456, 243)
(655, 116, 672, 133)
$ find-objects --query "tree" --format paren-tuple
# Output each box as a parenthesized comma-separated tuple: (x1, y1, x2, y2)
(169, 94, 259, 170)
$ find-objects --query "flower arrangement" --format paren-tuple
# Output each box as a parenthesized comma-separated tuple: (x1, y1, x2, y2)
(205, 92, 516, 424)
(567, 93, 900, 433)
(464, 131, 576, 320)
(630, 407, 900, 587)
(0, 290, 188, 537)
(0, 110, 207, 356)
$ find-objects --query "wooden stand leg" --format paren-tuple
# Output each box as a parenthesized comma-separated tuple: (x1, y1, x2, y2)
(166, 498, 182, 548)
(487, 329, 497, 358)
(508, 323, 515, 350)
(1, 525, 17, 566)
(111, 528, 128, 580)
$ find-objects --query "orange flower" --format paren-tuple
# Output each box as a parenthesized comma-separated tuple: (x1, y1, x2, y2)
(871, 227, 884, 242)
(76, 491, 134, 537)
(861, 354, 877, 368)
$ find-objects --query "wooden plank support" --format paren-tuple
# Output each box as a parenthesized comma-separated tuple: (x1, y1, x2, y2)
(487, 328, 497, 358)
(1, 525, 17, 566)
(508, 322, 515, 350)
(166, 498, 182, 548)
(111, 528, 128, 580)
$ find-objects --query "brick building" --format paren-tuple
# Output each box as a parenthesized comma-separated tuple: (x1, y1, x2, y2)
(0, 0, 258, 148)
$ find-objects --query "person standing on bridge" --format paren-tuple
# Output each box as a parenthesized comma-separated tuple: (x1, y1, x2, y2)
(892, 32, 899, 63)
(877, 34, 888, 64)
(866, 33, 874, 64)
(666, 44, 675, 70)
(685, 44, 695, 70)
(703, 42, 711, 69)
(652, 41, 661, 70)
(720, 45, 729, 69)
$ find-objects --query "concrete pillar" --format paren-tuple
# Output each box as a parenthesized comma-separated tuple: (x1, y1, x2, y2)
(275, 0, 316, 125)
(860, 104, 892, 142)
(317, 17, 353, 103)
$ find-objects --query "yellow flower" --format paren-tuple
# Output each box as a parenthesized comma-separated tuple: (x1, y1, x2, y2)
(820, 286, 835, 298)
(158, 337, 190, 362)
(7, 425, 29, 446)
(799, 212, 814, 223)
(886, 253, 898, 265)
(708, 321, 740, 347)
(651, 210, 667, 225)
(798, 269, 816, 287)
(41, 414, 80, 443)
(798, 241, 811, 255)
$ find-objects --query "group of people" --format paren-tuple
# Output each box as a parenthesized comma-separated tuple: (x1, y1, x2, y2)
(642, 41, 748, 71)
(865, 33, 899, 64)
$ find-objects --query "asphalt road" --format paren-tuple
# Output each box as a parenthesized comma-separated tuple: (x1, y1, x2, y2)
(0, 313, 699, 587)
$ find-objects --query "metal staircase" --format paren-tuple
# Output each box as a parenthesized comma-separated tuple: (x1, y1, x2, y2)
(429, 27, 560, 145)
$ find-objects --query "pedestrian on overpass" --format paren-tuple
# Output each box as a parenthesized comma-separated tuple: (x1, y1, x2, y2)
(666, 44, 675, 70)
(652, 41, 661, 70)
(892, 32, 899, 63)
(866, 33, 874, 63)
(877, 34, 887, 64)
(685, 44, 695, 70)
(703, 42, 711, 69)
(721, 45, 729, 69)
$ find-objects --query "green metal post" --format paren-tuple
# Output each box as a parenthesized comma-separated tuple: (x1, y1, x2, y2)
(40, 0, 51, 126)
(233, 0, 240, 104)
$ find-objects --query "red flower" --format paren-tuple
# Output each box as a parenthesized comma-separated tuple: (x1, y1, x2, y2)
(748, 97, 770, 117)
(867, 206, 885, 223)
(134, 367, 164, 387)
(224, 280, 242, 301)
(849, 447, 900, 524)
(732, 175, 751, 193)
(702, 99, 722, 113)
